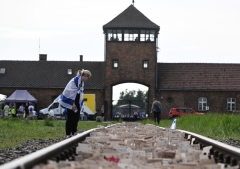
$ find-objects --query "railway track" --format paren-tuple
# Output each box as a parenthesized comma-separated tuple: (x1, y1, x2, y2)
(0, 122, 239, 169)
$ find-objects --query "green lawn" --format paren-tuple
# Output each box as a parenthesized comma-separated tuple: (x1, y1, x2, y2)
(0, 113, 240, 150)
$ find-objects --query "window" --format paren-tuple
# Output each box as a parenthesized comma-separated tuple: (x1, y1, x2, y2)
(113, 60, 118, 68)
(116, 29, 156, 42)
(124, 30, 139, 41)
(67, 69, 72, 75)
(50, 102, 59, 109)
(0, 68, 5, 74)
(177, 109, 184, 113)
(143, 60, 148, 68)
(140, 30, 155, 42)
(227, 98, 236, 111)
(107, 29, 122, 41)
(198, 97, 207, 111)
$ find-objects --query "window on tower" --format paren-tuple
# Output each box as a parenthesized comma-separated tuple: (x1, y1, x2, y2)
(106, 29, 156, 42)
(107, 29, 122, 41)
(113, 60, 118, 68)
(143, 60, 149, 69)
(124, 30, 139, 41)
(140, 30, 155, 42)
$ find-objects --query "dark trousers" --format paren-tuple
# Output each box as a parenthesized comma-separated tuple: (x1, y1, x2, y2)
(153, 111, 161, 124)
(66, 109, 80, 135)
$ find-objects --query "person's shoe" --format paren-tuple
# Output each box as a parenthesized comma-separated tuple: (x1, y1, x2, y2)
(64, 135, 72, 139)
(73, 130, 84, 135)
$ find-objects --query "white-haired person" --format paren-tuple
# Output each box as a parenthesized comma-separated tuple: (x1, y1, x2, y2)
(59, 69, 92, 139)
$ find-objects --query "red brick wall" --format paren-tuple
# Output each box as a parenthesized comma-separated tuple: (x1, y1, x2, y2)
(157, 90, 240, 119)
(104, 42, 157, 120)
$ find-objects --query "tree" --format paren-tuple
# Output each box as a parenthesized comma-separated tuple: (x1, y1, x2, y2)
(113, 89, 148, 109)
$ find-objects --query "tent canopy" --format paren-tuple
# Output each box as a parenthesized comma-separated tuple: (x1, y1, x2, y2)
(5, 90, 37, 103)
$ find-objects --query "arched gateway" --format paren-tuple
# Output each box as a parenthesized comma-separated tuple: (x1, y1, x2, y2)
(102, 5, 160, 120)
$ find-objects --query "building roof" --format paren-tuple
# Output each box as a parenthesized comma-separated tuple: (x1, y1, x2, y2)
(1, 61, 240, 91)
(158, 63, 240, 91)
(103, 4, 160, 30)
(0, 60, 105, 89)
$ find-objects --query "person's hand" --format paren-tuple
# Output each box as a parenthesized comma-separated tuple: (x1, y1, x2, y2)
(150, 111, 152, 114)
(72, 103, 78, 112)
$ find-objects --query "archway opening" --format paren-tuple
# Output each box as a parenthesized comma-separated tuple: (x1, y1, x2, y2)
(112, 83, 149, 120)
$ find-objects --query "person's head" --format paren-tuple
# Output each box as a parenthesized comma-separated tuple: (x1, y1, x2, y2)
(153, 98, 157, 101)
(78, 69, 92, 82)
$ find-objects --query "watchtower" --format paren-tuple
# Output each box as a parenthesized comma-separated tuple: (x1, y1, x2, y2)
(103, 4, 160, 120)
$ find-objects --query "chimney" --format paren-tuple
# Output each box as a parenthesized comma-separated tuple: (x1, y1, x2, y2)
(80, 55, 83, 62)
(39, 54, 47, 61)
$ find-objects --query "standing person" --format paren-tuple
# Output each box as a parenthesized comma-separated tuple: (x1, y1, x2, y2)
(150, 97, 162, 125)
(59, 69, 92, 139)
(28, 102, 35, 117)
(24, 102, 29, 118)
(17, 103, 25, 118)
(101, 105, 104, 117)
(3, 103, 9, 117)
(133, 110, 138, 119)
(9, 104, 16, 117)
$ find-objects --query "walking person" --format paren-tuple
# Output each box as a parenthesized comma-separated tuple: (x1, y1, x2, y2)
(59, 69, 92, 139)
(150, 97, 162, 125)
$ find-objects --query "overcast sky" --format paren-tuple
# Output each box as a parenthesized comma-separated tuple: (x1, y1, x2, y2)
(1, 0, 240, 100)
(1, 0, 240, 63)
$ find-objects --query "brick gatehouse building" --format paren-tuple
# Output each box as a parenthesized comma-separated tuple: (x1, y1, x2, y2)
(1, 4, 240, 120)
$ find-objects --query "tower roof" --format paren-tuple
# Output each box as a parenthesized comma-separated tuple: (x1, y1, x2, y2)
(103, 4, 160, 30)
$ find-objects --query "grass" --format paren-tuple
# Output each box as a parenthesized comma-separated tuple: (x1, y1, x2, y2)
(138, 113, 240, 140)
(0, 113, 240, 150)
(155, 113, 240, 140)
(0, 117, 109, 150)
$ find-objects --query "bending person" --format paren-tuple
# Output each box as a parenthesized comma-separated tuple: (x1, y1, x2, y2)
(59, 69, 92, 139)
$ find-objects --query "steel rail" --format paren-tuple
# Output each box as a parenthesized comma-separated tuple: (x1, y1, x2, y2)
(0, 129, 96, 169)
(179, 129, 240, 167)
